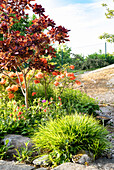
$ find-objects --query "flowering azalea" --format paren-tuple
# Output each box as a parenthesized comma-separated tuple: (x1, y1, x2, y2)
(70, 65, 75, 69)
(32, 92, 37, 96)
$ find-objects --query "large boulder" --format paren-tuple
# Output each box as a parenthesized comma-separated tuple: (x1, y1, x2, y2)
(1, 134, 34, 158)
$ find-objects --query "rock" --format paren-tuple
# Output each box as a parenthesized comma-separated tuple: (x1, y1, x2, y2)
(72, 150, 94, 164)
(52, 162, 97, 170)
(0, 160, 48, 170)
(78, 154, 92, 164)
(0, 160, 34, 170)
(33, 155, 50, 166)
(72, 154, 93, 165)
(1, 134, 34, 158)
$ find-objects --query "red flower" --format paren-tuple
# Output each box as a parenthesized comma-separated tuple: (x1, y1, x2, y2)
(43, 109, 47, 112)
(48, 102, 51, 105)
(52, 71, 58, 76)
(54, 81, 59, 86)
(70, 65, 75, 69)
(75, 80, 81, 85)
(0, 79, 6, 85)
(8, 93, 14, 99)
(58, 97, 61, 101)
(34, 80, 40, 84)
(21, 116, 24, 119)
(70, 76, 75, 80)
(32, 92, 37, 96)
(41, 58, 47, 64)
(35, 72, 43, 79)
(50, 97, 53, 100)
(17, 111, 23, 117)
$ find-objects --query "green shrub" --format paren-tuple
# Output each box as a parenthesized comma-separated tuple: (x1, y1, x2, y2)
(32, 113, 110, 166)
(0, 98, 68, 139)
(60, 88, 99, 116)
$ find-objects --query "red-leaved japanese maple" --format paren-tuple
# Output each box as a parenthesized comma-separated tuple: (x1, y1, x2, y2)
(0, 0, 70, 108)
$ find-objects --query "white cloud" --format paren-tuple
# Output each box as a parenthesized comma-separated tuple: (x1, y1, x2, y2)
(31, 0, 114, 56)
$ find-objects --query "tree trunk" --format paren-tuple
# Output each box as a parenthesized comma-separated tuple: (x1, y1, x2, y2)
(25, 88, 29, 108)
(24, 74, 29, 108)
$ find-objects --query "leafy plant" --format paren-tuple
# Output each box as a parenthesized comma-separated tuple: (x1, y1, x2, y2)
(13, 141, 35, 163)
(32, 113, 110, 166)
(0, 139, 13, 159)
(61, 88, 99, 116)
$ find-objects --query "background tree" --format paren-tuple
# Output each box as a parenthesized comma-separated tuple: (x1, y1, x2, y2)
(0, 0, 70, 108)
(99, 1, 114, 42)
(51, 45, 72, 69)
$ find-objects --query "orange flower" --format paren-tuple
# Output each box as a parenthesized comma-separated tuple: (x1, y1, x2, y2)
(67, 73, 74, 77)
(16, 76, 23, 83)
(0, 79, 6, 85)
(54, 81, 59, 86)
(6, 86, 11, 92)
(58, 97, 61, 101)
(9, 72, 16, 78)
(19, 76, 23, 82)
(11, 85, 18, 92)
(48, 102, 51, 105)
(35, 72, 43, 79)
(52, 71, 58, 76)
(17, 111, 23, 116)
(22, 83, 25, 89)
(60, 74, 64, 78)
(56, 75, 61, 81)
(50, 97, 53, 100)
(0, 4, 6, 8)
(70, 76, 75, 80)
(32, 92, 36, 96)
(75, 80, 81, 85)
(41, 58, 47, 64)
(70, 65, 75, 69)
(34, 80, 40, 84)
(8, 93, 14, 99)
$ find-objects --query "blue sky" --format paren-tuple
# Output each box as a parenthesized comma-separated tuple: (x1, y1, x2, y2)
(33, 0, 114, 56)
(57, 0, 95, 5)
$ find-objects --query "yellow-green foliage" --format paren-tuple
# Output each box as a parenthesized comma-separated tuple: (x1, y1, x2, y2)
(32, 113, 110, 166)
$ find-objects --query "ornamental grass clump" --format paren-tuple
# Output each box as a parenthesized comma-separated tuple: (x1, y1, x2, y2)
(32, 113, 110, 166)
